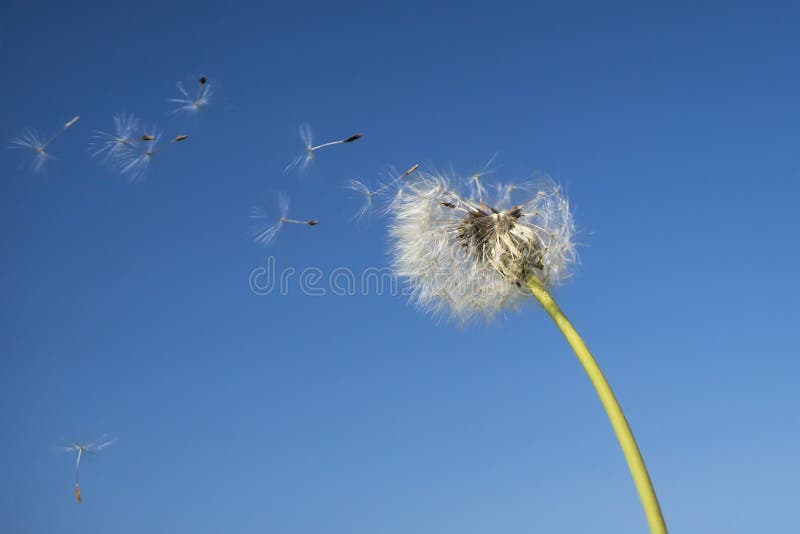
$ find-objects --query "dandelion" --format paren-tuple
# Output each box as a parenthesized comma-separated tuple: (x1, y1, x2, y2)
(169, 75, 213, 114)
(90, 113, 140, 162)
(250, 194, 318, 246)
(348, 163, 420, 219)
(9, 115, 80, 173)
(284, 123, 363, 173)
(390, 172, 574, 321)
(113, 127, 189, 182)
(388, 170, 667, 533)
(61, 436, 116, 504)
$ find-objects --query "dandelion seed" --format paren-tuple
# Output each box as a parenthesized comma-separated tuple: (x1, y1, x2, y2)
(250, 194, 319, 246)
(112, 126, 188, 181)
(61, 436, 116, 504)
(169, 75, 213, 114)
(349, 163, 420, 219)
(9, 115, 80, 173)
(90, 113, 140, 161)
(284, 123, 363, 173)
(389, 171, 576, 322)
(115, 128, 160, 181)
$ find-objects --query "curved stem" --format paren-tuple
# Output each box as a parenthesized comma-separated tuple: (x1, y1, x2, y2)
(526, 275, 667, 534)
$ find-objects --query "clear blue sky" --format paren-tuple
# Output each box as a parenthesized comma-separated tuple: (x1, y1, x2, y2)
(2, 2, 799, 532)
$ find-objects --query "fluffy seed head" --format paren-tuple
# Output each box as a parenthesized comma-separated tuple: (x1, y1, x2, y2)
(389, 172, 577, 322)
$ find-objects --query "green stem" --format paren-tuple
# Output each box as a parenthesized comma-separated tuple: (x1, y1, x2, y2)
(526, 275, 667, 534)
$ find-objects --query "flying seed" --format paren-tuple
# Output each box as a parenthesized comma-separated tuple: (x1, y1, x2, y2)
(285, 125, 365, 173)
(169, 76, 213, 114)
(404, 163, 420, 176)
(9, 114, 81, 173)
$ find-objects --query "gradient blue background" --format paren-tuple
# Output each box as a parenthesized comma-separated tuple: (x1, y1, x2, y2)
(2, 2, 798, 532)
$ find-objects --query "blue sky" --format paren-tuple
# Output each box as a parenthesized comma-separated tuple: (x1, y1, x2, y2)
(1, 1, 799, 532)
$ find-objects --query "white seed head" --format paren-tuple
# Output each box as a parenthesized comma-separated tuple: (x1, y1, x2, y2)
(389, 172, 577, 323)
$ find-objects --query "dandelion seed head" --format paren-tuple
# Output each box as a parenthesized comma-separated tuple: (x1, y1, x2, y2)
(389, 172, 577, 323)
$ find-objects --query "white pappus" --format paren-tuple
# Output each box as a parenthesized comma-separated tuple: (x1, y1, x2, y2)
(389, 172, 577, 323)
